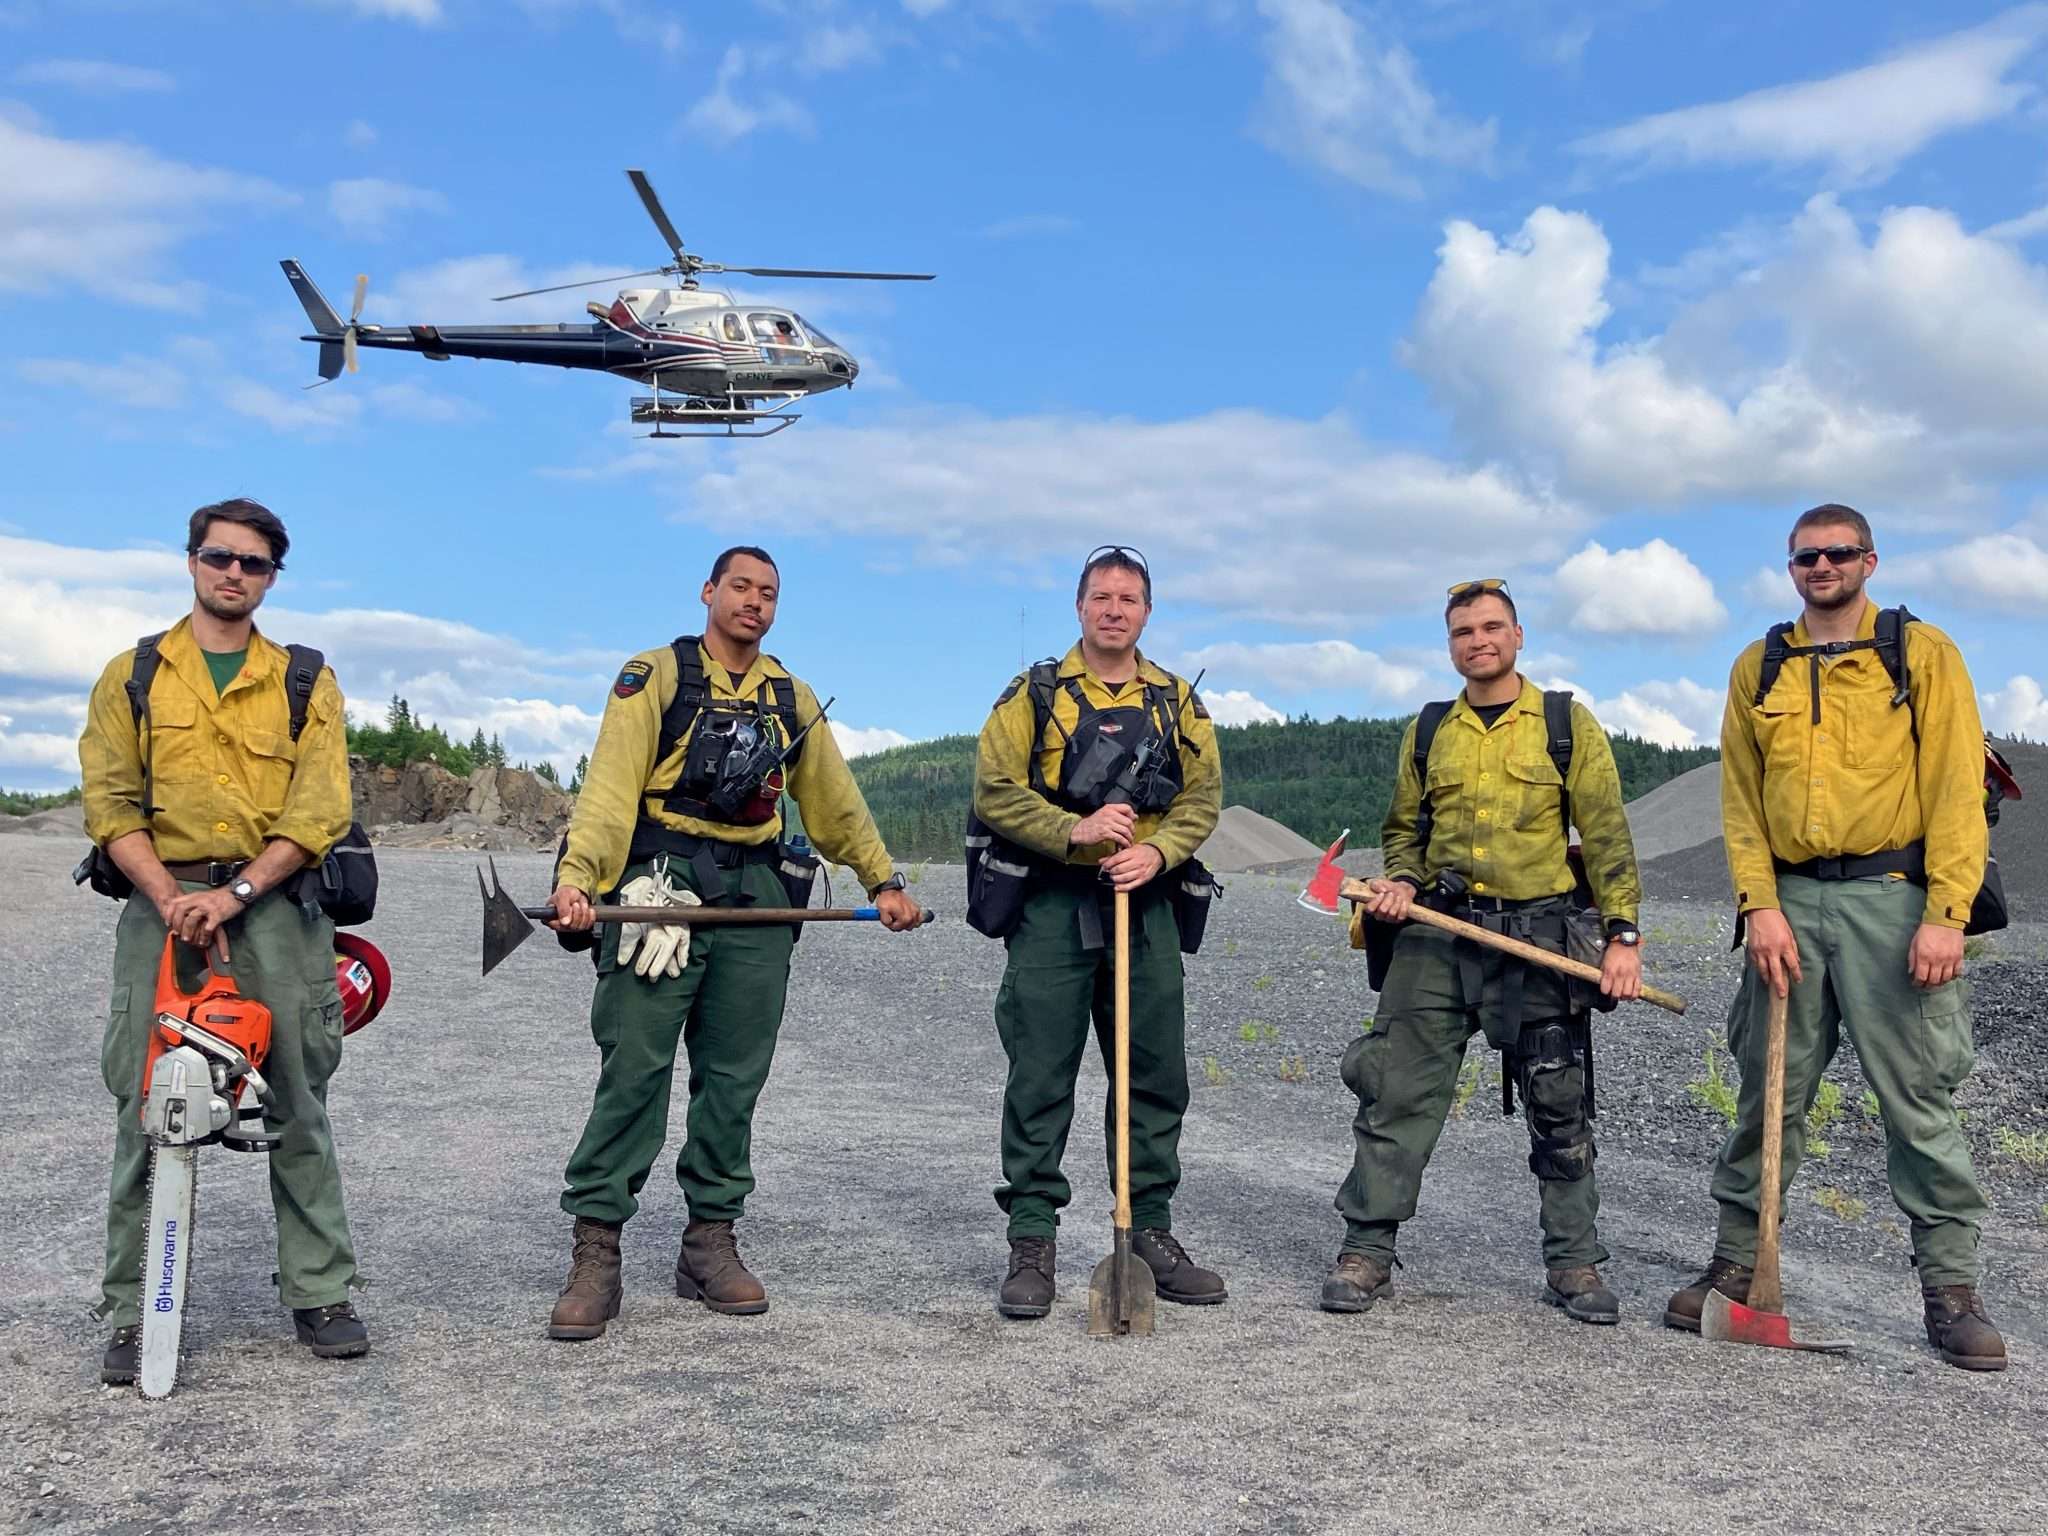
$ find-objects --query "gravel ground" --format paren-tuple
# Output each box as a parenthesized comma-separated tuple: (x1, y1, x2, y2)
(4, 838, 2045, 1536)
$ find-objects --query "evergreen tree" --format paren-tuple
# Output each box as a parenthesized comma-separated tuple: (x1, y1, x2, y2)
(569, 753, 589, 795)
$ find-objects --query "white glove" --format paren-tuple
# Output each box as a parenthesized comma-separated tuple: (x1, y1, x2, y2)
(615, 871, 700, 981)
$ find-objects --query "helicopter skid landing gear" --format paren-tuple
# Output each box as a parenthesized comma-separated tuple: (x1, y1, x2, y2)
(632, 389, 802, 439)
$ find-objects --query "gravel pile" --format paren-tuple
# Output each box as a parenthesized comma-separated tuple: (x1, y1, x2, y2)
(1623, 761, 1723, 862)
(3, 838, 2043, 1534)
(1196, 804, 1323, 872)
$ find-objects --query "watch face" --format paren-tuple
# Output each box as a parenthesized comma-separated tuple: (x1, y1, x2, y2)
(231, 879, 256, 902)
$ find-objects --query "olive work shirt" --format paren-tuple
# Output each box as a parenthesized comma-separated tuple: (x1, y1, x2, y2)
(1379, 678, 1642, 923)
(972, 643, 1222, 870)
(79, 617, 352, 866)
(558, 640, 895, 901)
(1720, 601, 1986, 929)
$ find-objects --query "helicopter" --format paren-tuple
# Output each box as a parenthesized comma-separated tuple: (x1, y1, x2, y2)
(281, 169, 932, 438)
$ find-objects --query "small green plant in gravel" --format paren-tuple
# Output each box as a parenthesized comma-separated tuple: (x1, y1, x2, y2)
(1360, 1015, 1376, 1033)
(1860, 1089, 1882, 1122)
(907, 860, 929, 886)
(1251, 974, 1275, 992)
(1686, 1032, 1739, 1127)
(1449, 1054, 1482, 1119)
(1807, 1080, 1842, 1158)
(1223, 938, 1239, 958)
(1201, 1057, 1230, 1087)
(1814, 1187, 1866, 1222)
(1963, 935, 1988, 962)
(1992, 1127, 2048, 1168)
(1239, 1021, 1260, 1044)
(1277, 1055, 1311, 1084)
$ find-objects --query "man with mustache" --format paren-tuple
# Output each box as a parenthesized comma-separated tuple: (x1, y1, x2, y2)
(1664, 504, 2006, 1371)
(1325, 579, 1643, 1323)
(544, 545, 923, 1336)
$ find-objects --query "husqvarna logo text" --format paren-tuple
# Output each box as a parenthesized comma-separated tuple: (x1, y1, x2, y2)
(153, 1220, 179, 1312)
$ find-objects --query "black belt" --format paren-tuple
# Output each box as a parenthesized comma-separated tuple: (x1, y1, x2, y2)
(626, 822, 779, 908)
(162, 859, 249, 886)
(1775, 842, 1925, 884)
(1452, 892, 1572, 916)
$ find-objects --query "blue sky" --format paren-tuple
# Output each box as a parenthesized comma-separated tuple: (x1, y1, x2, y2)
(4, 0, 2047, 790)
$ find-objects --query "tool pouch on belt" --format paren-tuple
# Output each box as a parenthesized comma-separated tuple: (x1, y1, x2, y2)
(1560, 905, 1618, 1014)
(776, 838, 822, 944)
(74, 845, 134, 900)
(290, 821, 379, 927)
(963, 809, 1034, 940)
(1969, 852, 2009, 937)
(1169, 858, 1223, 955)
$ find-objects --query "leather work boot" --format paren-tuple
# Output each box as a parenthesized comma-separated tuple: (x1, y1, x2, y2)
(548, 1216, 624, 1341)
(1320, 1253, 1393, 1314)
(1545, 1265, 1620, 1325)
(1923, 1285, 2008, 1372)
(674, 1220, 769, 1315)
(292, 1301, 371, 1359)
(1662, 1257, 1753, 1333)
(998, 1236, 1057, 1319)
(1132, 1228, 1227, 1305)
(100, 1325, 140, 1386)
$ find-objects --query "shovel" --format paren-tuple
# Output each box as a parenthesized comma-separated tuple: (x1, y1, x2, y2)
(1699, 988, 1853, 1354)
(1087, 887, 1157, 1338)
(479, 857, 932, 976)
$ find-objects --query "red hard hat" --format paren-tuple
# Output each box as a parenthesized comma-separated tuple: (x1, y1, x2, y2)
(334, 933, 392, 1035)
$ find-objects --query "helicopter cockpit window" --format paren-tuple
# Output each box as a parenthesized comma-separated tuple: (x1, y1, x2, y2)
(749, 313, 808, 346)
(722, 313, 746, 342)
(794, 315, 841, 351)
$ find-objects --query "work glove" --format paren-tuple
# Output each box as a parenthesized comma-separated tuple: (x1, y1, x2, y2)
(615, 870, 700, 981)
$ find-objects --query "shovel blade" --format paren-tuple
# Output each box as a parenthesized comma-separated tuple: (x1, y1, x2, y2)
(1699, 1287, 1853, 1354)
(1086, 1249, 1156, 1338)
(480, 857, 539, 978)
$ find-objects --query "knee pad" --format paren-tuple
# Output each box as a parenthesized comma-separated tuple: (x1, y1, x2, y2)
(1528, 1131, 1595, 1182)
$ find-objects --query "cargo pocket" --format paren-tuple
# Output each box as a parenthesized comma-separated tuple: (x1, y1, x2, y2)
(1339, 1029, 1387, 1108)
(1915, 983, 1974, 1090)
(305, 998, 345, 1087)
(101, 983, 135, 1098)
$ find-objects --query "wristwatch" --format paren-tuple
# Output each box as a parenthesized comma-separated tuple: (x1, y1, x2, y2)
(1606, 920, 1641, 948)
(228, 877, 258, 906)
(869, 873, 907, 898)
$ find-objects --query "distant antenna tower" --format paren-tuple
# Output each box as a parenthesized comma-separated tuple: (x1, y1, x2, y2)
(1018, 605, 1027, 669)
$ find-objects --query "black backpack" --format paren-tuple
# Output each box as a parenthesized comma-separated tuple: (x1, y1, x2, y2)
(75, 633, 378, 926)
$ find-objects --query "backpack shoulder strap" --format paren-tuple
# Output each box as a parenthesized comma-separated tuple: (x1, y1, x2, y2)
(1753, 621, 1797, 706)
(657, 635, 708, 764)
(1024, 659, 1062, 796)
(1542, 689, 1576, 834)
(762, 670, 806, 765)
(283, 644, 324, 743)
(1874, 604, 1916, 709)
(124, 632, 167, 724)
(1409, 699, 1456, 862)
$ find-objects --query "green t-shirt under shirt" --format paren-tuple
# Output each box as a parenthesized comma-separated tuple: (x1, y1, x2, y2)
(202, 648, 247, 698)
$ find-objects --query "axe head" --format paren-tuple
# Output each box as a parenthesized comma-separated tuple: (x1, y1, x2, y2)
(1296, 828, 1350, 917)
(1699, 1288, 1853, 1355)
(480, 857, 538, 978)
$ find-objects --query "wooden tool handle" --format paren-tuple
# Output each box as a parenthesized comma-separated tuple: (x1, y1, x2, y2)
(1113, 888, 1132, 1230)
(522, 906, 935, 926)
(1751, 988, 1789, 1314)
(1339, 879, 1687, 1016)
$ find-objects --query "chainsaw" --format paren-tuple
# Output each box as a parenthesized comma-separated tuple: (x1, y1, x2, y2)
(137, 936, 281, 1399)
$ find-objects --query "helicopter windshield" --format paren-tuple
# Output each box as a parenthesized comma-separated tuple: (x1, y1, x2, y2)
(794, 315, 842, 352)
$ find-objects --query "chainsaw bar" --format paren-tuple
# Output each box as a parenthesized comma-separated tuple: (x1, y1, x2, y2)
(139, 1143, 197, 1398)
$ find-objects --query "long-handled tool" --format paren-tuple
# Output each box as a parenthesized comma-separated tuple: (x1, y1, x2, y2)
(1700, 989, 1853, 1354)
(1088, 887, 1157, 1338)
(1336, 877, 1689, 1016)
(479, 857, 933, 976)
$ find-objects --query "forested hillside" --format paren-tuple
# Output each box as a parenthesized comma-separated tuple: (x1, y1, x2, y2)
(850, 715, 1718, 861)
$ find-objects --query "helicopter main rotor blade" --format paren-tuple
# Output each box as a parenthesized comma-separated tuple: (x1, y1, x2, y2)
(715, 265, 936, 281)
(492, 269, 673, 301)
(626, 169, 688, 264)
(350, 273, 367, 325)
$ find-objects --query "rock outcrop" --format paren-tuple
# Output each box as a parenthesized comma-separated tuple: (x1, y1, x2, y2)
(348, 757, 573, 851)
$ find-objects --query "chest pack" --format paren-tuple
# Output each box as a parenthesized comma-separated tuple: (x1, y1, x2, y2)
(75, 633, 378, 926)
(654, 634, 807, 827)
(1749, 604, 2012, 935)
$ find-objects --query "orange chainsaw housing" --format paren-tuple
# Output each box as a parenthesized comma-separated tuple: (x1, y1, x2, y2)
(140, 936, 274, 1123)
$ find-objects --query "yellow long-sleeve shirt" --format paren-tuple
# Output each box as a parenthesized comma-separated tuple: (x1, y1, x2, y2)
(558, 640, 895, 900)
(1379, 679, 1641, 923)
(1720, 601, 1987, 929)
(972, 644, 1221, 869)
(79, 617, 352, 865)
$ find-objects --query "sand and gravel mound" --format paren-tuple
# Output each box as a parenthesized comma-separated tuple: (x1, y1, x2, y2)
(1196, 805, 1323, 872)
(1623, 761, 1723, 863)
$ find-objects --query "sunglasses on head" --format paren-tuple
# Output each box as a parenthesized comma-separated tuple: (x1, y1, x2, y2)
(1789, 544, 1868, 569)
(1447, 577, 1510, 598)
(1084, 543, 1148, 570)
(193, 546, 280, 577)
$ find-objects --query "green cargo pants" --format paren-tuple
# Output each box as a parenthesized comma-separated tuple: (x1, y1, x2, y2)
(993, 875, 1188, 1239)
(99, 883, 356, 1327)
(561, 856, 795, 1227)
(1335, 921, 1606, 1270)
(1711, 873, 1987, 1286)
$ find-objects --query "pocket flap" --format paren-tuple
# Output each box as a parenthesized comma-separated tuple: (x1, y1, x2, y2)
(245, 728, 297, 762)
(1507, 753, 1563, 786)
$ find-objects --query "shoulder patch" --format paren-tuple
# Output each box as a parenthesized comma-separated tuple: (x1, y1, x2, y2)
(614, 660, 653, 699)
(1189, 688, 1210, 720)
(993, 673, 1026, 709)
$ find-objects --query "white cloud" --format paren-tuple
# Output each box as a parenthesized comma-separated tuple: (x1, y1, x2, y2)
(315, 0, 444, 22)
(1886, 532, 2048, 615)
(1744, 564, 1793, 610)
(902, 0, 949, 14)
(17, 355, 186, 411)
(329, 176, 446, 239)
(1570, 7, 2048, 184)
(684, 46, 812, 143)
(799, 25, 880, 73)
(1179, 640, 1426, 701)
(219, 377, 364, 434)
(342, 118, 378, 148)
(1251, 0, 1496, 195)
(1406, 197, 2048, 511)
(376, 254, 632, 324)
(1552, 538, 1727, 637)
(832, 722, 914, 758)
(0, 111, 292, 305)
(13, 59, 174, 93)
(1200, 688, 1284, 726)
(1545, 675, 1724, 748)
(0, 727, 78, 772)
(1982, 674, 2048, 738)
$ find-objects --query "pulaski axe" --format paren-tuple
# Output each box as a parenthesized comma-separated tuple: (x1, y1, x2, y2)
(1699, 989, 1853, 1355)
(479, 858, 932, 977)
(1087, 887, 1157, 1338)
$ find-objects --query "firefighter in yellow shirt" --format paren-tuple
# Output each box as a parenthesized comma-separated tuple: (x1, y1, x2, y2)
(543, 546, 923, 1337)
(1665, 504, 2005, 1371)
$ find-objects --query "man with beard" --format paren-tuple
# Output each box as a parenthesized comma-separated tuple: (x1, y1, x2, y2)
(1664, 505, 2007, 1371)
(1324, 580, 1643, 1323)
(80, 498, 366, 1382)
(544, 546, 923, 1335)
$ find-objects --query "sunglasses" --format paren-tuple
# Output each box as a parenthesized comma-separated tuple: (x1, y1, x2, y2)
(1789, 544, 1868, 569)
(1447, 577, 1510, 598)
(193, 546, 280, 577)
(1084, 544, 1148, 570)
